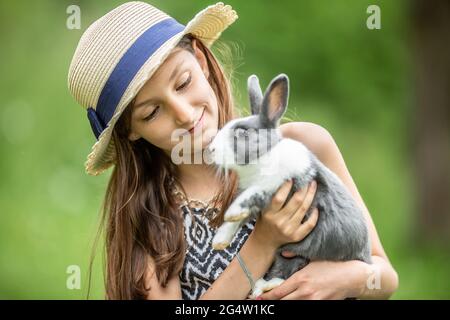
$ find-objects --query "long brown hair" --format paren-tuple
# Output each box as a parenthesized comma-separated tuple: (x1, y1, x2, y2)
(87, 34, 240, 299)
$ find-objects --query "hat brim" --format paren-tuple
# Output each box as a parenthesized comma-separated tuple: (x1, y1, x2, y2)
(84, 2, 238, 176)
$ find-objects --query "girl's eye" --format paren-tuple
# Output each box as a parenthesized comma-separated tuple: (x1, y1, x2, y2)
(144, 106, 159, 121)
(176, 74, 191, 91)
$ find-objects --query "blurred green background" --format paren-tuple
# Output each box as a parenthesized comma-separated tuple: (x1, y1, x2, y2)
(0, 0, 449, 299)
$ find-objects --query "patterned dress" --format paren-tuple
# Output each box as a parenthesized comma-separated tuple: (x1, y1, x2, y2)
(178, 203, 257, 300)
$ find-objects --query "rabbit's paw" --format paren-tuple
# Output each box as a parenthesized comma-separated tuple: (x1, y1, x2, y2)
(248, 278, 285, 299)
(224, 204, 250, 222)
(212, 229, 231, 250)
(212, 241, 229, 251)
(212, 221, 242, 250)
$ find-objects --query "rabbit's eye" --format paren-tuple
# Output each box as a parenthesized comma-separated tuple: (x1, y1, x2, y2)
(234, 128, 248, 138)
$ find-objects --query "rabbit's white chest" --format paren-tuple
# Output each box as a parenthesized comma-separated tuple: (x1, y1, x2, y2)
(236, 138, 312, 190)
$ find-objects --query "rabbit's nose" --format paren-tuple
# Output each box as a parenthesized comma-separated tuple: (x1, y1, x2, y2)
(206, 147, 215, 157)
(205, 146, 215, 162)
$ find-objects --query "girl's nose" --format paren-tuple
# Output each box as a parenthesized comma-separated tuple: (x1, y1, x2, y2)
(170, 97, 195, 126)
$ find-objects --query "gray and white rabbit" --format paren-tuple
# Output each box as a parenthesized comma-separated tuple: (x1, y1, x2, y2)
(206, 73, 372, 299)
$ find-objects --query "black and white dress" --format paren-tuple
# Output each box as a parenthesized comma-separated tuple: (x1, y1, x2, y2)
(178, 204, 257, 300)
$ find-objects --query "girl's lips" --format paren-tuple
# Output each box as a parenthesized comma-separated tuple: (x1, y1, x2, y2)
(188, 108, 205, 134)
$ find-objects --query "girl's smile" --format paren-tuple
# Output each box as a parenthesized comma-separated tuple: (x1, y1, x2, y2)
(187, 107, 205, 135)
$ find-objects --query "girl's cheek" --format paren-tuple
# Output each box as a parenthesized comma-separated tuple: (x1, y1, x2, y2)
(193, 74, 211, 96)
(139, 126, 169, 149)
(189, 83, 204, 101)
(194, 81, 217, 117)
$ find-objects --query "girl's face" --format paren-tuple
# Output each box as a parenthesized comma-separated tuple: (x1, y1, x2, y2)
(128, 40, 219, 156)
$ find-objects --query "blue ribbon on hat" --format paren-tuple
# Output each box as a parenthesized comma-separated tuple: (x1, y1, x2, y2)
(87, 107, 105, 139)
(87, 18, 185, 140)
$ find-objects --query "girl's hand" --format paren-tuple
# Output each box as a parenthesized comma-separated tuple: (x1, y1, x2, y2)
(252, 179, 319, 251)
(256, 260, 368, 300)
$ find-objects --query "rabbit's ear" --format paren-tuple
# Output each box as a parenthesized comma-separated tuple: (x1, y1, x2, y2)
(261, 74, 289, 127)
(248, 75, 263, 115)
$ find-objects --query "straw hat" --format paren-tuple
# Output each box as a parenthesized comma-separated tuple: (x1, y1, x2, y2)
(67, 1, 238, 176)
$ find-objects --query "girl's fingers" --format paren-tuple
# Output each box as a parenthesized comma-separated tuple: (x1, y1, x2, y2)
(294, 207, 319, 240)
(303, 180, 318, 208)
(257, 276, 299, 300)
(269, 179, 293, 212)
(289, 180, 317, 222)
(283, 183, 308, 218)
(281, 250, 296, 258)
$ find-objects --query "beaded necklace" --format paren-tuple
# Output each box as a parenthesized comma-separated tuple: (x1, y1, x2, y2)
(170, 179, 221, 220)
(168, 176, 222, 254)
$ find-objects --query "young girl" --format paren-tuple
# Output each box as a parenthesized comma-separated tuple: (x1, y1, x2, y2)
(68, 2, 398, 300)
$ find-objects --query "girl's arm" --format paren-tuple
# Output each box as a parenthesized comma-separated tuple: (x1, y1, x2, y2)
(145, 178, 319, 300)
(199, 231, 278, 300)
(145, 232, 278, 300)
(258, 122, 399, 300)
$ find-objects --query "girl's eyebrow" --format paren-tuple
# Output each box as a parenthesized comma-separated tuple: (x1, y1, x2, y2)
(169, 62, 184, 82)
(134, 62, 186, 109)
(134, 98, 155, 109)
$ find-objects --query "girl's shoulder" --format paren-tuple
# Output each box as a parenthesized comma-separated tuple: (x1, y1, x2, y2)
(279, 121, 335, 161)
